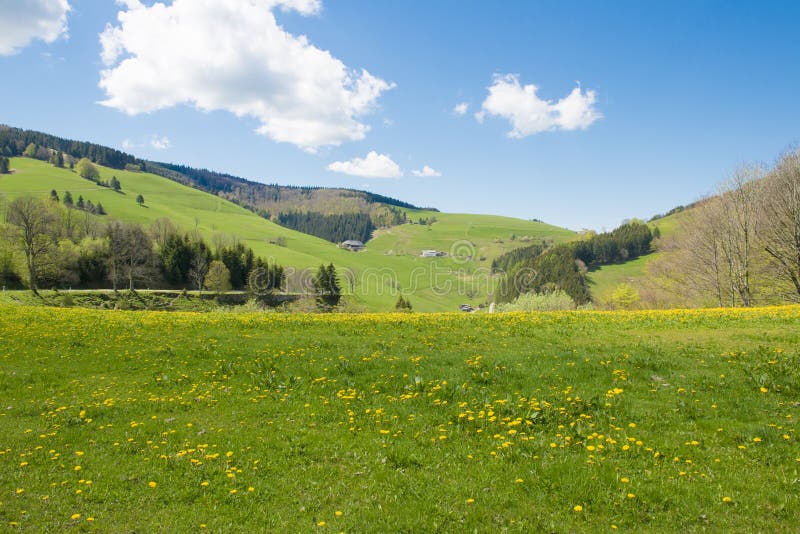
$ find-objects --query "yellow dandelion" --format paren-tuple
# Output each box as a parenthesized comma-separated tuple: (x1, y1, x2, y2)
(723, 496, 732, 503)
(148, 481, 157, 488)
(573, 505, 583, 512)
(466, 498, 475, 504)
(335, 511, 343, 517)
(70, 514, 81, 520)
(620, 477, 630, 483)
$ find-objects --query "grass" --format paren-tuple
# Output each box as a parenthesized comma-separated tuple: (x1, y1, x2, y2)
(0, 158, 574, 311)
(1, 305, 798, 531)
(587, 254, 658, 303)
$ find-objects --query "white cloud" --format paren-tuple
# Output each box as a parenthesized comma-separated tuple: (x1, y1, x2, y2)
(98, 0, 394, 152)
(327, 151, 403, 178)
(121, 134, 171, 151)
(477, 74, 601, 137)
(150, 136, 170, 150)
(0, 0, 70, 55)
(411, 165, 441, 177)
(453, 102, 469, 116)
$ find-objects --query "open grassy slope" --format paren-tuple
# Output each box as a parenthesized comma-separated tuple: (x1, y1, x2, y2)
(0, 158, 574, 311)
(587, 210, 689, 303)
(1, 305, 798, 531)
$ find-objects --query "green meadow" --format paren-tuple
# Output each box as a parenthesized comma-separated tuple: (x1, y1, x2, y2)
(0, 305, 798, 531)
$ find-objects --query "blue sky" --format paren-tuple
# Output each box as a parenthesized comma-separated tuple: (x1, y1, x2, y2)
(1, 0, 799, 230)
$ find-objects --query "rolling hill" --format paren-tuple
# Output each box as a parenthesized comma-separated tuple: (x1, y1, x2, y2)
(0, 157, 575, 311)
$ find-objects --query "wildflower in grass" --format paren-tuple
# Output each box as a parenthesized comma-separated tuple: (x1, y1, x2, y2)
(515, 478, 524, 483)
(248, 487, 254, 492)
(723, 496, 733, 503)
(760, 387, 768, 393)
(627, 493, 636, 499)
(148, 481, 157, 488)
(573, 505, 583, 512)
(620, 477, 630, 483)
(317, 521, 326, 526)
(335, 511, 343, 517)
(201, 481, 209, 487)
(70, 514, 81, 520)
(466, 498, 475, 504)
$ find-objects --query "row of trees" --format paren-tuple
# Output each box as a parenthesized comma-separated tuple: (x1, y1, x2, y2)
(51, 190, 106, 216)
(0, 126, 140, 169)
(2, 196, 285, 295)
(493, 221, 654, 304)
(276, 211, 376, 244)
(653, 150, 800, 306)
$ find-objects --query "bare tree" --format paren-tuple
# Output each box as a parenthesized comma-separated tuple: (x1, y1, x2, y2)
(121, 224, 155, 290)
(106, 221, 125, 290)
(715, 165, 764, 306)
(759, 150, 800, 300)
(106, 221, 156, 291)
(5, 197, 57, 294)
(649, 197, 727, 307)
(188, 250, 210, 291)
(150, 217, 177, 249)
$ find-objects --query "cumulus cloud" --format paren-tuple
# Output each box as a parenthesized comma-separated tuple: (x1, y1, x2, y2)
(150, 136, 170, 150)
(327, 151, 403, 178)
(0, 0, 70, 55)
(98, 0, 394, 152)
(453, 102, 469, 116)
(477, 74, 601, 137)
(411, 165, 441, 177)
(121, 134, 171, 151)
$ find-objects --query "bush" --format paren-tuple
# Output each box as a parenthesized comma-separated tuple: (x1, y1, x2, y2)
(607, 283, 640, 310)
(496, 289, 576, 312)
(76, 158, 100, 181)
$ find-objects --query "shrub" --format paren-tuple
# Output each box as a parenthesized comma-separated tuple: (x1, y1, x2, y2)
(496, 289, 576, 312)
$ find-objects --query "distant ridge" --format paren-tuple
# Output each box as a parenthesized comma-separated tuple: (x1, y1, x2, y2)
(0, 125, 432, 243)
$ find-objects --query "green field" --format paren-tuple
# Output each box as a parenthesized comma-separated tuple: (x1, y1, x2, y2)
(1, 305, 798, 531)
(0, 158, 574, 311)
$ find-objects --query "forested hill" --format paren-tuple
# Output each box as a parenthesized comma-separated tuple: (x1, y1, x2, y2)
(0, 125, 428, 243)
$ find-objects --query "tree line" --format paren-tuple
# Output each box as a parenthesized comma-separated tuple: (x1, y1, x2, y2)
(0, 125, 140, 170)
(652, 149, 800, 306)
(1, 195, 284, 295)
(493, 220, 654, 304)
(276, 211, 376, 244)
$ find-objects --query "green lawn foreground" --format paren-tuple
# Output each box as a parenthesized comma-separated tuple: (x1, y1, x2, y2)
(0, 305, 798, 531)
